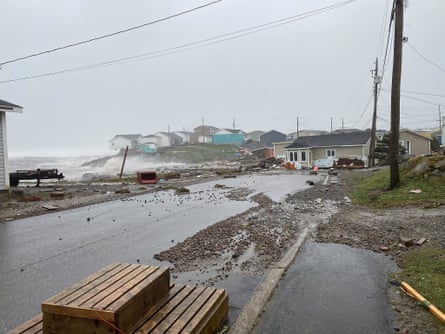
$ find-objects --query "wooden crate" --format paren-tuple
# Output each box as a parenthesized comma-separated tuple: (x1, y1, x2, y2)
(41, 263, 170, 334)
(9, 263, 228, 334)
(133, 284, 228, 334)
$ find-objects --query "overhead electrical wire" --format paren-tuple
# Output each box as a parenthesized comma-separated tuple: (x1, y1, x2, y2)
(376, 0, 392, 59)
(400, 94, 443, 107)
(400, 89, 445, 98)
(352, 94, 373, 128)
(0, 0, 358, 84)
(379, 0, 396, 85)
(0, 0, 222, 67)
(381, 88, 443, 106)
(406, 42, 445, 74)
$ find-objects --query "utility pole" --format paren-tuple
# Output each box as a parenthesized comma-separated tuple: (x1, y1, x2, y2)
(369, 58, 380, 168)
(201, 117, 204, 144)
(233, 118, 236, 130)
(439, 105, 443, 145)
(389, 0, 404, 189)
(330, 118, 333, 133)
(296, 117, 299, 138)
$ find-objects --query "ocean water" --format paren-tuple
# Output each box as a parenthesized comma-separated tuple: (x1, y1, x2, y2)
(7, 154, 187, 181)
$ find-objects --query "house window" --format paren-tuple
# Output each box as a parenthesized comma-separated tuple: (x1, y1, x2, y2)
(326, 149, 336, 158)
(301, 151, 306, 162)
(289, 152, 294, 162)
(405, 140, 411, 154)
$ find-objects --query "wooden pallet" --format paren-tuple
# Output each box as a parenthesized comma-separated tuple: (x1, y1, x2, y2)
(8, 263, 228, 334)
(133, 284, 228, 334)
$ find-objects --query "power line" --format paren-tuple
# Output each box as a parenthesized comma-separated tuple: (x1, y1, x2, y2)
(380, 0, 396, 83)
(407, 42, 445, 74)
(376, 0, 392, 58)
(0, 0, 222, 67)
(0, 0, 358, 84)
(400, 89, 445, 98)
(352, 94, 373, 127)
(381, 89, 444, 105)
(401, 94, 443, 106)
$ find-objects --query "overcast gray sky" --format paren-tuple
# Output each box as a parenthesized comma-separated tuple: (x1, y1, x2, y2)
(1, 0, 444, 156)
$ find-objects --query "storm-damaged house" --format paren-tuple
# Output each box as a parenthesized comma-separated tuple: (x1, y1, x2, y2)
(284, 130, 371, 169)
(0, 99, 23, 191)
(109, 134, 141, 151)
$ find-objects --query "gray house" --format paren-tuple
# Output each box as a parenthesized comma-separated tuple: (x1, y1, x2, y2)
(260, 130, 287, 147)
(284, 131, 371, 169)
(1, 99, 23, 191)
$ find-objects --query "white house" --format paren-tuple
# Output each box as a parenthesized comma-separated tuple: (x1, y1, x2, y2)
(109, 134, 141, 151)
(154, 132, 183, 147)
(174, 131, 192, 145)
(1, 99, 23, 191)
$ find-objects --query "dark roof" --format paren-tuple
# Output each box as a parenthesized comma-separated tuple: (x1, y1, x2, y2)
(0, 99, 23, 111)
(261, 130, 286, 137)
(285, 131, 371, 149)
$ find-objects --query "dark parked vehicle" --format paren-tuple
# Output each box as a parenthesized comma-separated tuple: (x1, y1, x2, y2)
(9, 169, 64, 187)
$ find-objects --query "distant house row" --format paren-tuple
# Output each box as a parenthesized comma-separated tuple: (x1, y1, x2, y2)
(110, 126, 435, 169)
(109, 126, 291, 153)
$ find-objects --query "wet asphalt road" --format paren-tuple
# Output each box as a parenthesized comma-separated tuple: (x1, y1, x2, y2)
(0, 172, 314, 332)
(252, 242, 398, 334)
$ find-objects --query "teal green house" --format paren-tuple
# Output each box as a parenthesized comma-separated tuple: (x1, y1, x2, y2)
(212, 129, 245, 145)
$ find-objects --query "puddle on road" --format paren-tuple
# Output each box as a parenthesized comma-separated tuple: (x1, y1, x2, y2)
(254, 241, 399, 334)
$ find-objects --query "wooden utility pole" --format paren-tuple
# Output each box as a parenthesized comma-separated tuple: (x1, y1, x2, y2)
(440, 105, 443, 145)
(296, 117, 299, 138)
(389, 0, 404, 189)
(119, 145, 129, 179)
(369, 58, 379, 168)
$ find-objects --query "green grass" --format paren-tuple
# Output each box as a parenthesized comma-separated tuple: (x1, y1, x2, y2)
(396, 247, 445, 332)
(157, 144, 239, 164)
(349, 164, 445, 208)
(348, 156, 445, 331)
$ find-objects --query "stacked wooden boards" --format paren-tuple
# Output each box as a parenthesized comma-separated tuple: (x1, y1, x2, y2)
(8, 263, 228, 334)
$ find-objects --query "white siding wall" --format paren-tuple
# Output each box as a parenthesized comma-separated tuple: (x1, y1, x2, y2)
(0, 113, 7, 190)
(110, 137, 132, 150)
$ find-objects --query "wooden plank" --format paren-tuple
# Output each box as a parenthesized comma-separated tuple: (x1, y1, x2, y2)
(43, 263, 123, 305)
(93, 265, 159, 310)
(64, 263, 142, 308)
(181, 289, 228, 334)
(6, 314, 42, 334)
(107, 267, 169, 311)
(165, 287, 216, 333)
(150, 286, 206, 334)
(79, 264, 151, 308)
(43, 304, 115, 322)
(133, 285, 195, 333)
(42, 313, 113, 334)
(103, 267, 170, 334)
(132, 284, 186, 333)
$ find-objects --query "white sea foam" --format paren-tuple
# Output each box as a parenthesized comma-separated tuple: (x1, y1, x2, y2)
(7, 154, 187, 181)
